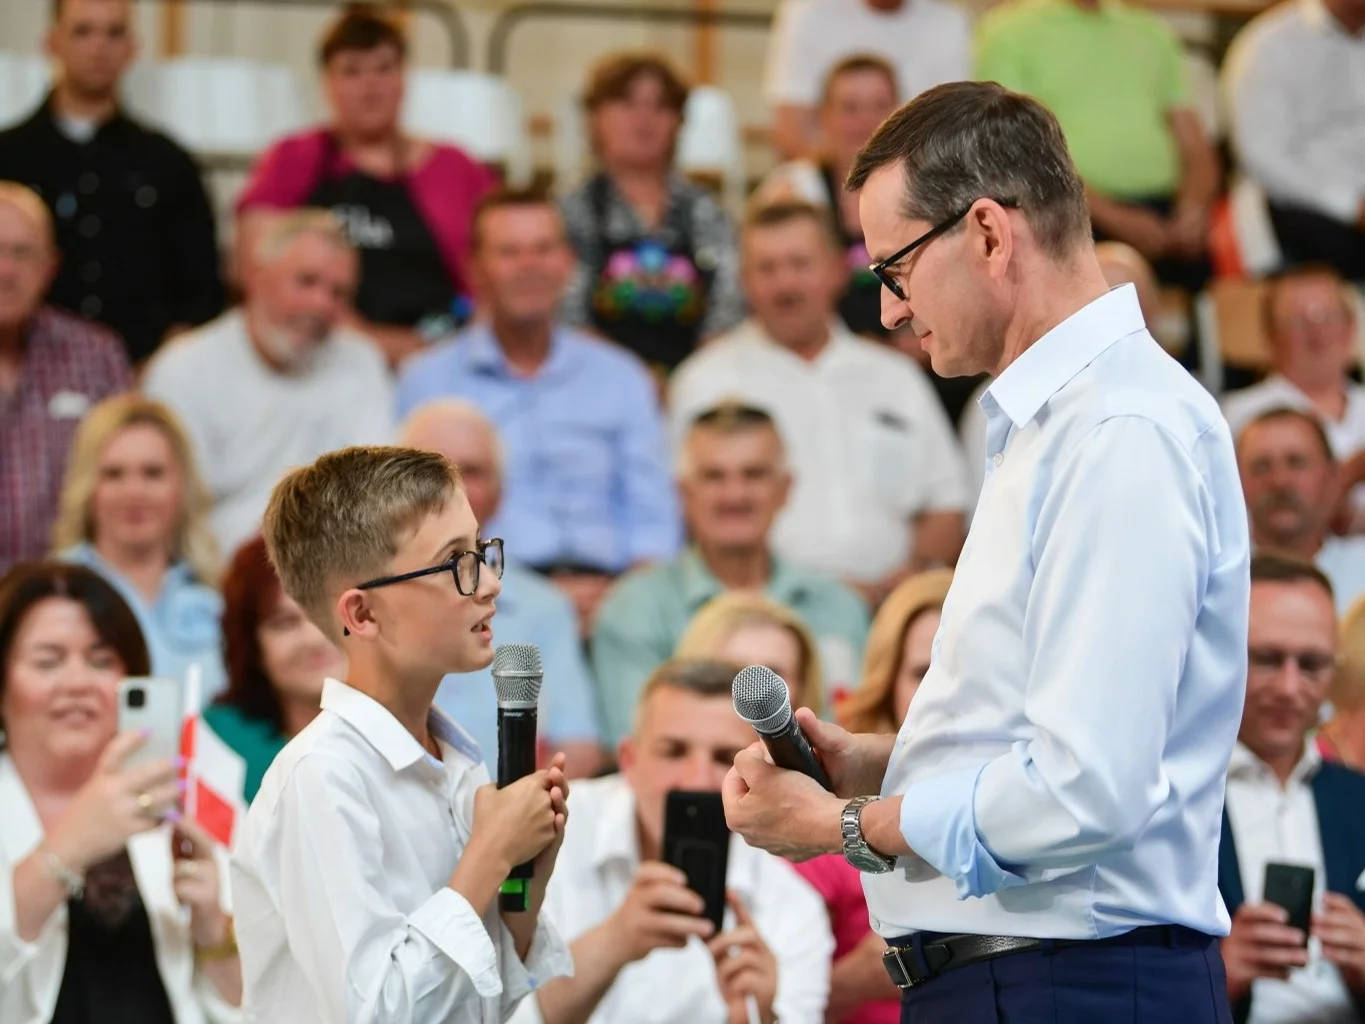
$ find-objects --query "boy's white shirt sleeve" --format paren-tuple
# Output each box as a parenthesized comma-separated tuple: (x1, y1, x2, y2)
(269, 753, 571, 1024)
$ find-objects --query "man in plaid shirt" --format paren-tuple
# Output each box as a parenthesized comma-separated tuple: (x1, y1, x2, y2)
(0, 182, 132, 572)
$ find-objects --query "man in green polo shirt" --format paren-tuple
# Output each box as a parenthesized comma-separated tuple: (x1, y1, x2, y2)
(591, 402, 871, 744)
(975, 0, 1220, 294)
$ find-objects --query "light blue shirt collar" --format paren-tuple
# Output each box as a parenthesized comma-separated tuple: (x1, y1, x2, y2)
(463, 323, 578, 381)
(984, 284, 1147, 431)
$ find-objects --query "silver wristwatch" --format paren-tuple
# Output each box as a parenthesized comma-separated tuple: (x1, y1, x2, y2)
(842, 795, 896, 874)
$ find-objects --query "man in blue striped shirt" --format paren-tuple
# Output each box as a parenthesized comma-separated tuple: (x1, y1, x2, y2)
(722, 81, 1249, 1024)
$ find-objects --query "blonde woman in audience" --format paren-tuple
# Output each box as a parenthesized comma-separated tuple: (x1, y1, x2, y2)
(53, 395, 226, 698)
(675, 589, 825, 715)
(1318, 595, 1365, 770)
(805, 569, 953, 1024)
(560, 51, 743, 376)
(0, 562, 240, 1024)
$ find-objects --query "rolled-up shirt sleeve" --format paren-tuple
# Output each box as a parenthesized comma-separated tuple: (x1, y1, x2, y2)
(273, 753, 520, 1022)
(898, 416, 1215, 898)
(0, 863, 42, 986)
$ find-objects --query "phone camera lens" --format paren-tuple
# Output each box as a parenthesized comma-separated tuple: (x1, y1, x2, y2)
(127, 687, 146, 709)
(687, 805, 697, 817)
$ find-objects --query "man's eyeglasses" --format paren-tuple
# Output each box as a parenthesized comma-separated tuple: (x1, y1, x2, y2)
(357, 538, 505, 597)
(1247, 645, 1336, 681)
(869, 198, 1019, 302)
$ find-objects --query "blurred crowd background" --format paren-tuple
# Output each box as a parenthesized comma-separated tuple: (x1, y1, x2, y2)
(3, 0, 1365, 1020)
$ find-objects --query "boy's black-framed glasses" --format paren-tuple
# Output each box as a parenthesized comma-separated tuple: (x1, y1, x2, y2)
(869, 198, 1019, 302)
(356, 538, 505, 597)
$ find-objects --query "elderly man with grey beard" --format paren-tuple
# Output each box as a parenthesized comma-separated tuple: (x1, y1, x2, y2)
(143, 209, 394, 556)
(1237, 406, 1365, 615)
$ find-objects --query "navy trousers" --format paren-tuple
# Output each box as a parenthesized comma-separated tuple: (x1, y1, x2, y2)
(893, 930, 1235, 1024)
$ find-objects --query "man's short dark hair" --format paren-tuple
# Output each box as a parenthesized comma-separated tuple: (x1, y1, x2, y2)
(1260, 262, 1353, 337)
(821, 54, 899, 107)
(318, 3, 407, 67)
(637, 658, 741, 711)
(846, 81, 1090, 261)
(1238, 406, 1335, 465)
(744, 198, 842, 252)
(470, 187, 558, 250)
(1250, 551, 1335, 604)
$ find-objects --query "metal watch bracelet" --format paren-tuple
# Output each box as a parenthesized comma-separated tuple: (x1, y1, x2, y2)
(41, 846, 85, 901)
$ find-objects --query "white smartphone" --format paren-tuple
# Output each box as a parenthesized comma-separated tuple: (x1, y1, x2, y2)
(117, 677, 183, 769)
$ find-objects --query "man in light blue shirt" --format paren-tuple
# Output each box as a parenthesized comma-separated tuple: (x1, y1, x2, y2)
(401, 399, 605, 779)
(721, 82, 1249, 1023)
(592, 402, 869, 744)
(395, 190, 681, 635)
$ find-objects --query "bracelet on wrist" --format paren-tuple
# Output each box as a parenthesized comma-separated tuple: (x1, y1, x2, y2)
(195, 917, 238, 963)
(40, 846, 85, 901)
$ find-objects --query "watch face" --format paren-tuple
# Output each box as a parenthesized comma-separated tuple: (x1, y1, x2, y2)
(846, 844, 896, 874)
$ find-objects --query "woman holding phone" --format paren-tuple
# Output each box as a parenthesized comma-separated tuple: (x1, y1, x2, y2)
(0, 562, 240, 1024)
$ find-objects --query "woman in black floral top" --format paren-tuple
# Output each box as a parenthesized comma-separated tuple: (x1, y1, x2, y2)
(560, 52, 744, 376)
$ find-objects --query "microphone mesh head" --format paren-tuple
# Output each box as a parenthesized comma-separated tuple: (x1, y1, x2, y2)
(492, 644, 543, 705)
(732, 664, 793, 735)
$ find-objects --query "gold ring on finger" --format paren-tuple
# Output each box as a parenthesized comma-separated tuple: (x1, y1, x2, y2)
(137, 791, 153, 813)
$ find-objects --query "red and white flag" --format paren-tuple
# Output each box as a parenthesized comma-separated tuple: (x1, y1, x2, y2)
(179, 666, 248, 849)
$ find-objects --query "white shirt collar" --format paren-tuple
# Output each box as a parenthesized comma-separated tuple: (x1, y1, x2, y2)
(1228, 738, 1323, 786)
(746, 318, 857, 366)
(590, 774, 644, 871)
(0, 753, 42, 863)
(319, 677, 480, 772)
(986, 284, 1147, 430)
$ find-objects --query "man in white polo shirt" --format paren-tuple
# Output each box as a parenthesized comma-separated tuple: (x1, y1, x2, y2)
(670, 199, 968, 607)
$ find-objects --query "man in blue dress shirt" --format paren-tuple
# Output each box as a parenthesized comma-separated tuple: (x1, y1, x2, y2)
(722, 81, 1248, 1023)
(401, 398, 606, 779)
(395, 188, 682, 635)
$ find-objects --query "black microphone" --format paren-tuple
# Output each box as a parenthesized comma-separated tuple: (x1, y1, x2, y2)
(493, 643, 543, 912)
(731, 664, 833, 791)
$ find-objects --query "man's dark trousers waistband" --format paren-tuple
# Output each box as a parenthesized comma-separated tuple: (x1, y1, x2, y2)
(885, 925, 1234, 1024)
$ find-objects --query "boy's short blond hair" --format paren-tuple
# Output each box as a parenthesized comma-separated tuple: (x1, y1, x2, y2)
(262, 445, 463, 634)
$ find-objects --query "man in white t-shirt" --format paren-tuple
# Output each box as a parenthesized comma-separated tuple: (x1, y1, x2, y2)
(763, 0, 971, 161)
(670, 200, 968, 606)
(143, 209, 394, 557)
(1222, 265, 1365, 528)
(1237, 406, 1365, 615)
(510, 658, 833, 1024)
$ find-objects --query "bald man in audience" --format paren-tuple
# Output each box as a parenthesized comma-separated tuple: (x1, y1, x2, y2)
(401, 399, 606, 778)
(0, 181, 132, 572)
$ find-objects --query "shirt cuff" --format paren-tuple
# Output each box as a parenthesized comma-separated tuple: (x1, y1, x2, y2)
(495, 913, 574, 1008)
(898, 763, 1028, 899)
(407, 888, 503, 999)
(0, 863, 45, 986)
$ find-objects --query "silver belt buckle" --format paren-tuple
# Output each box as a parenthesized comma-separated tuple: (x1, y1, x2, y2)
(882, 945, 920, 989)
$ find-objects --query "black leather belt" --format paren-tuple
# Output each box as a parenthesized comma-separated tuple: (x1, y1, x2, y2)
(882, 924, 1208, 989)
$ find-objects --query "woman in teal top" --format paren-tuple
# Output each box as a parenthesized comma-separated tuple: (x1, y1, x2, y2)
(202, 536, 346, 803)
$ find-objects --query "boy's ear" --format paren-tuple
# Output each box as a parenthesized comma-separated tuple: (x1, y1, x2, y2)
(337, 588, 374, 640)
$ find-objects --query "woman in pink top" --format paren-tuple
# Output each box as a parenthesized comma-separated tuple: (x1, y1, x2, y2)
(237, 4, 496, 367)
(794, 569, 954, 1024)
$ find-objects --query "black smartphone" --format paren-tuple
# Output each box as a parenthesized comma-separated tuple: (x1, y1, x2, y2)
(661, 790, 730, 935)
(1263, 862, 1315, 945)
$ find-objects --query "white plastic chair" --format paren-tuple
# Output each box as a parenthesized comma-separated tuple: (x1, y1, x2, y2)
(130, 57, 308, 154)
(0, 51, 51, 125)
(676, 85, 745, 212)
(402, 69, 533, 187)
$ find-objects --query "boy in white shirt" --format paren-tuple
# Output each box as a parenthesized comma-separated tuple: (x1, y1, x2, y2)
(230, 445, 574, 1022)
